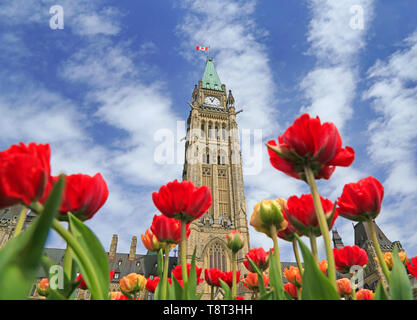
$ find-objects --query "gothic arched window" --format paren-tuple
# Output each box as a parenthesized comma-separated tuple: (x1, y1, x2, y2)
(208, 242, 227, 272)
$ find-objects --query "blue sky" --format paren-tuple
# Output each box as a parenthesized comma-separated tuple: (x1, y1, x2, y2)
(0, 0, 416, 262)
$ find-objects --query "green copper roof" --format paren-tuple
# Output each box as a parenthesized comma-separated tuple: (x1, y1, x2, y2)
(201, 58, 223, 91)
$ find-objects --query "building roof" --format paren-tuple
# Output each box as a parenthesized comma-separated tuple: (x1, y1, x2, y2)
(37, 248, 178, 281)
(201, 58, 223, 91)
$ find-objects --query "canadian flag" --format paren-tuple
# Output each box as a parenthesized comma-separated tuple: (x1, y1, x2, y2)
(196, 46, 209, 51)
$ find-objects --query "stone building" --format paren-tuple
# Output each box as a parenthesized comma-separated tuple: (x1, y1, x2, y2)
(332, 222, 417, 298)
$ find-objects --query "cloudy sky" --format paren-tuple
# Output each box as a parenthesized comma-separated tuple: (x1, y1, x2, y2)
(0, 0, 416, 262)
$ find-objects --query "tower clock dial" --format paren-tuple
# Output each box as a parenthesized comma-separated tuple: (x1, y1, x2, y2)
(204, 96, 221, 108)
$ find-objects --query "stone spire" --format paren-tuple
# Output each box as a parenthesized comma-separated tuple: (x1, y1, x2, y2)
(129, 236, 137, 261)
(201, 58, 223, 91)
(109, 234, 118, 260)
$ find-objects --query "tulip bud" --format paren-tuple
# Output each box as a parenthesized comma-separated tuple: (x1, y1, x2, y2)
(120, 273, 146, 295)
(336, 278, 352, 298)
(141, 229, 164, 252)
(37, 278, 49, 297)
(226, 230, 244, 253)
(250, 198, 288, 238)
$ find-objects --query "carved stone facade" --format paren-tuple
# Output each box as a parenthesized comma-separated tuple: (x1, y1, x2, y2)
(0, 205, 35, 250)
(181, 58, 250, 299)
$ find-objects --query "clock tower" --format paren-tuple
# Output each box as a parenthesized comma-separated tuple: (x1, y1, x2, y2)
(182, 58, 250, 298)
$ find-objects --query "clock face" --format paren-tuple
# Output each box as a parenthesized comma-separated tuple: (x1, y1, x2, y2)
(204, 96, 221, 107)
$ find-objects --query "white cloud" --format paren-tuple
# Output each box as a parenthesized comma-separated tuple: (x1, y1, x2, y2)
(364, 30, 417, 255)
(301, 0, 374, 132)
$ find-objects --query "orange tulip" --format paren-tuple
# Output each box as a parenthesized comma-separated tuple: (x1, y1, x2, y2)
(336, 278, 352, 298)
(356, 289, 374, 300)
(283, 266, 302, 287)
(242, 272, 269, 291)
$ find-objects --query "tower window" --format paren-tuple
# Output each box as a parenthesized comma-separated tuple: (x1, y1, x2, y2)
(201, 123, 205, 137)
(208, 242, 227, 272)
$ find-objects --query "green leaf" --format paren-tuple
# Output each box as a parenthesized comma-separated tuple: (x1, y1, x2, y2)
(389, 246, 413, 300)
(268, 251, 286, 300)
(259, 291, 274, 300)
(187, 247, 198, 299)
(296, 234, 339, 300)
(157, 249, 164, 278)
(219, 278, 232, 300)
(247, 257, 267, 296)
(154, 279, 161, 300)
(172, 275, 184, 300)
(374, 282, 389, 300)
(68, 213, 110, 300)
(0, 176, 64, 300)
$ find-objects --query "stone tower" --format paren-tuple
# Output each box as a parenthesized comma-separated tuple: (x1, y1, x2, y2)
(354, 220, 404, 290)
(181, 58, 250, 298)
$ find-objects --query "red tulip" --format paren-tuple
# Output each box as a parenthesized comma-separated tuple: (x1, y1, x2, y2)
(172, 263, 203, 284)
(284, 282, 299, 299)
(336, 176, 384, 222)
(77, 270, 115, 290)
(284, 193, 337, 236)
(266, 114, 355, 181)
(152, 179, 212, 223)
(220, 270, 241, 288)
(333, 245, 368, 274)
(0, 142, 51, 209)
(204, 268, 223, 287)
(42, 173, 109, 221)
(235, 296, 244, 300)
(406, 256, 417, 278)
(145, 277, 160, 293)
(150, 214, 190, 244)
(243, 248, 269, 272)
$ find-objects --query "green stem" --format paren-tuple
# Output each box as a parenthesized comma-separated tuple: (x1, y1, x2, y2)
(292, 238, 303, 275)
(309, 234, 319, 264)
(211, 285, 214, 300)
(161, 245, 171, 300)
(63, 223, 73, 281)
(180, 220, 188, 297)
(232, 252, 237, 299)
(367, 219, 391, 283)
(304, 166, 337, 290)
(270, 225, 283, 283)
(13, 206, 28, 237)
(52, 219, 104, 300)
